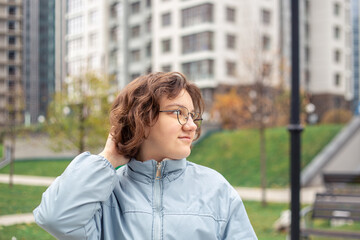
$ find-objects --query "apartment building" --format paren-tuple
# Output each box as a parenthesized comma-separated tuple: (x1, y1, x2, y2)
(301, 0, 353, 119)
(23, 0, 55, 124)
(55, 0, 355, 122)
(0, 0, 23, 128)
(352, 0, 360, 115)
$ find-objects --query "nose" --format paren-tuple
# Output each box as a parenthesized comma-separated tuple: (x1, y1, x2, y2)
(183, 115, 197, 131)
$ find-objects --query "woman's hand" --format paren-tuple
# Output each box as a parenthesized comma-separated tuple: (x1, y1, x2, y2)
(99, 134, 129, 168)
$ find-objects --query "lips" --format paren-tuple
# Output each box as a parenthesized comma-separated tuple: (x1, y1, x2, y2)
(178, 136, 192, 141)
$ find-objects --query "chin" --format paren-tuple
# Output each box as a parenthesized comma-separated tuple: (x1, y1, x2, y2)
(170, 149, 191, 160)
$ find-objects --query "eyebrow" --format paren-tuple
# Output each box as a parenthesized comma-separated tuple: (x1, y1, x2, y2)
(164, 103, 195, 112)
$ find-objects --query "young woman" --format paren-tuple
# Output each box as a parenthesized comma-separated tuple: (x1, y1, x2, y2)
(34, 72, 257, 239)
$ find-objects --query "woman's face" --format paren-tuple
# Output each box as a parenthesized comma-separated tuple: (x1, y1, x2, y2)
(138, 89, 198, 162)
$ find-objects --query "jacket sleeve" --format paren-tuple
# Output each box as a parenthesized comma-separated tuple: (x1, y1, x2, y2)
(222, 188, 258, 240)
(33, 152, 118, 240)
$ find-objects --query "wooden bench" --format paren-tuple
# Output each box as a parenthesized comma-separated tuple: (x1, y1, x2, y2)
(323, 173, 360, 194)
(301, 192, 360, 239)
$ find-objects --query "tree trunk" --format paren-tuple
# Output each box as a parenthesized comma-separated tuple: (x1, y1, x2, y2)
(79, 103, 85, 154)
(260, 125, 267, 207)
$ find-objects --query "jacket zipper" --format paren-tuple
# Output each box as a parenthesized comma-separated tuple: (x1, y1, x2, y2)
(153, 161, 162, 240)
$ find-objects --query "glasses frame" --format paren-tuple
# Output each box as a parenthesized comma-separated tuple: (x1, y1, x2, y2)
(159, 106, 203, 127)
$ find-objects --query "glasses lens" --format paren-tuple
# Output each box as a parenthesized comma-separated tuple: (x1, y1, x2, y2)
(194, 119, 202, 128)
(177, 107, 188, 125)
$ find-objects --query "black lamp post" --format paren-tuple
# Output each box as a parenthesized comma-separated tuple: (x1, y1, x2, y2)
(288, 0, 303, 239)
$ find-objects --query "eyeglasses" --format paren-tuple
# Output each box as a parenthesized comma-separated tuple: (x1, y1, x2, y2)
(159, 106, 203, 128)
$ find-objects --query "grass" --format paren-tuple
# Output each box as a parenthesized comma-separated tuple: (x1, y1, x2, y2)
(0, 223, 55, 240)
(0, 124, 343, 188)
(0, 159, 71, 177)
(189, 124, 343, 187)
(0, 183, 47, 215)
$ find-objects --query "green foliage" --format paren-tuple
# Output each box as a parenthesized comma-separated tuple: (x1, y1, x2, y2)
(0, 160, 70, 177)
(46, 72, 114, 154)
(0, 183, 47, 215)
(189, 124, 344, 187)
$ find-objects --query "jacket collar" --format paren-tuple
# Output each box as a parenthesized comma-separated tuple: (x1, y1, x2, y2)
(126, 158, 187, 183)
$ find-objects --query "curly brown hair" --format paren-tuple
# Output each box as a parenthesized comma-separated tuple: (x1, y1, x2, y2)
(110, 72, 204, 159)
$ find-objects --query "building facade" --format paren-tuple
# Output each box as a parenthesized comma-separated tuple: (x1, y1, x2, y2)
(54, 0, 356, 123)
(301, 0, 353, 120)
(23, 0, 55, 124)
(0, 0, 23, 128)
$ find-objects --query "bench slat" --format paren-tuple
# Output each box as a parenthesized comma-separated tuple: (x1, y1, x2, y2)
(301, 228, 360, 239)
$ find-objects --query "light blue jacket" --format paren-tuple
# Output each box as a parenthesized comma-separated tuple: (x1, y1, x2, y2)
(34, 152, 257, 239)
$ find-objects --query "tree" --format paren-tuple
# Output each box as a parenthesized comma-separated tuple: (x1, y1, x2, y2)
(46, 72, 114, 154)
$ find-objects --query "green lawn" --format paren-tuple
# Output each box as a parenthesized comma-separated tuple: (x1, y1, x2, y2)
(0, 159, 71, 177)
(0, 183, 47, 215)
(0, 124, 343, 188)
(189, 124, 343, 187)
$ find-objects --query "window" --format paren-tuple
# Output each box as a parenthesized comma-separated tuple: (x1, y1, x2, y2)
(88, 55, 100, 69)
(262, 63, 272, 77)
(334, 73, 341, 86)
(8, 36, 16, 45)
(334, 26, 341, 39)
(305, 23, 310, 39)
(261, 9, 271, 25)
(304, 69, 311, 89)
(67, 16, 83, 34)
(110, 3, 118, 18)
(146, 42, 152, 57)
(305, 46, 310, 63)
(67, 37, 82, 57)
(67, 0, 82, 13)
(146, 17, 152, 33)
(110, 27, 118, 41)
(89, 10, 98, 25)
(162, 39, 171, 53)
(8, 51, 16, 60)
(8, 66, 16, 75)
(89, 33, 98, 47)
(162, 65, 171, 72)
(182, 31, 213, 54)
(334, 2, 341, 16)
(131, 49, 141, 62)
(182, 59, 214, 80)
(226, 34, 236, 49)
(226, 61, 236, 76)
(226, 7, 236, 22)
(131, 2, 140, 15)
(182, 3, 213, 27)
(305, 0, 310, 16)
(334, 49, 341, 63)
(8, 6, 16, 15)
(262, 35, 271, 51)
(131, 73, 141, 79)
(162, 12, 171, 27)
(131, 25, 140, 38)
(8, 21, 15, 30)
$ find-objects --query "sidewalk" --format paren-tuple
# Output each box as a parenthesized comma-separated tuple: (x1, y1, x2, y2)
(0, 174, 323, 226)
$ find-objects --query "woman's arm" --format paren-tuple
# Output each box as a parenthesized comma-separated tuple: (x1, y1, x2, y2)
(34, 136, 129, 239)
(222, 189, 258, 240)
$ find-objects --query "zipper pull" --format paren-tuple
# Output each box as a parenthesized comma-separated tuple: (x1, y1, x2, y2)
(155, 161, 162, 179)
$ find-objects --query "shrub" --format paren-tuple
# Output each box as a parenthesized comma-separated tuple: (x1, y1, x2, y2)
(321, 109, 352, 124)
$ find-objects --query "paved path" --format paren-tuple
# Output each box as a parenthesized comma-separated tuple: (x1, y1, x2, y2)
(0, 174, 324, 226)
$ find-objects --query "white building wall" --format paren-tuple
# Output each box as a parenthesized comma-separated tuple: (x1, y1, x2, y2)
(304, 0, 352, 97)
(152, 0, 281, 89)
